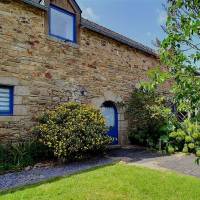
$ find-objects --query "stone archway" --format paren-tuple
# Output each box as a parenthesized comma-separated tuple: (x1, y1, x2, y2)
(91, 91, 129, 145)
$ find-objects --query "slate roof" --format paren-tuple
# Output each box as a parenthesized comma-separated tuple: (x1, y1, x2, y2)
(81, 18, 157, 56)
(22, 0, 48, 10)
(22, 0, 157, 57)
(32, 0, 40, 3)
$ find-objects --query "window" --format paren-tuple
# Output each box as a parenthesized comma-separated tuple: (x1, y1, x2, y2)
(101, 106, 115, 129)
(0, 86, 14, 116)
(49, 5, 76, 43)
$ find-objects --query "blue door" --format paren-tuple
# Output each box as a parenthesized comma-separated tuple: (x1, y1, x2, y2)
(101, 102, 118, 145)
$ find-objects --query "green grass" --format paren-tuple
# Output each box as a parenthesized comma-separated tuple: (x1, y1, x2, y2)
(1, 163, 200, 200)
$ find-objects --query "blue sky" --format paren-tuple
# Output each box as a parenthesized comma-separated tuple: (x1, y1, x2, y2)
(76, 0, 167, 50)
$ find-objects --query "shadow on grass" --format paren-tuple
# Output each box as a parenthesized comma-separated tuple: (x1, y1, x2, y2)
(0, 161, 117, 196)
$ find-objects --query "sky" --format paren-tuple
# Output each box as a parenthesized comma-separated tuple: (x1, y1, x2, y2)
(76, 0, 167, 50)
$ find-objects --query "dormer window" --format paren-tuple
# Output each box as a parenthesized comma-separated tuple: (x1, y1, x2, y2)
(49, 5, 76, 43)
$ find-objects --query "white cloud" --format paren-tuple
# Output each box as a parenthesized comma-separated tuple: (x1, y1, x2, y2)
(157, 9, 167, 25)
(82, 7, 99, 22)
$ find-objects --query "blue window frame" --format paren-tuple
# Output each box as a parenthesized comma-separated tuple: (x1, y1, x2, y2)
(0, 86, 14, 116)
(49, 4, 76, 43)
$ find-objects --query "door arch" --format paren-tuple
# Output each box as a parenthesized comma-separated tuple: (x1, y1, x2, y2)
(101, 101, 118, 145)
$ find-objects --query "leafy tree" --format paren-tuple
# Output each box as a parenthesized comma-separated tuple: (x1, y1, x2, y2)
(134, 0, 200, 154)
(144, 0, 200, 118)
(160, 0, 200, 117)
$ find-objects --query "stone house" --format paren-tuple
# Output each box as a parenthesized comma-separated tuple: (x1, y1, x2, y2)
(0, 0, 163, 145)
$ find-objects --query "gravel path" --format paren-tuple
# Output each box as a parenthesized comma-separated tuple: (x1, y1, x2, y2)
(1, 146, 199, 192)
(0, 157, 114, 191)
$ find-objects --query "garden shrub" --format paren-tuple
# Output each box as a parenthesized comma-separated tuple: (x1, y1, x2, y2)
(196, 150, 200, 157)
(0, 139, 53, 174)
(33, 102, 112, 161)
(167, 146, 175, 154)
(182, 145, 189, 154)
(168, 119, 200, 154)
(127, 88, 174, 149)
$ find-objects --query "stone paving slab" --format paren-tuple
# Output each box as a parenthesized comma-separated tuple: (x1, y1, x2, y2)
(158, 154, 200, 177)
(107, 147, 200, 178)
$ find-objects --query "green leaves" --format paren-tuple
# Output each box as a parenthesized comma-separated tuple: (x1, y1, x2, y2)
(161, 0, 200, 71)
(158, 0, 200, 118)
(168, 119, 200, 154)
(34, 102, 111, 161)
(139, 67, 170, 93)
(0, 140, 53, 173)
(137, 0, 200, 156)
(177, 0, 184, 8)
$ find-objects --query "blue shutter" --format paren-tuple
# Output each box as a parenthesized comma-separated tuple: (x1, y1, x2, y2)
(0, 86, 14, 116)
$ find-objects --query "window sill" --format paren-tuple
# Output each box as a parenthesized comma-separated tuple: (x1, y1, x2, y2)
(47, 35, 79, 48)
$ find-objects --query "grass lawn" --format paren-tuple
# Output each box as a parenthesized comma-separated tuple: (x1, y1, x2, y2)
(1, 163, 200, 200)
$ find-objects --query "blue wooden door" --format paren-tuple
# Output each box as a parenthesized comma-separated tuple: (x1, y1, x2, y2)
(101, 102, 118, 145)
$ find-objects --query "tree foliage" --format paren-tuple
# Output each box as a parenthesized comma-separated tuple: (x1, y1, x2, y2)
(160, 0, 200, 116)
(132, 0, 200, 154)
(127, 68, 176, 149)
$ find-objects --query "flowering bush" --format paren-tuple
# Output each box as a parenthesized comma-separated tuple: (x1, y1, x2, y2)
(168, 120, 200, 155)
(33, 102, 112, 161)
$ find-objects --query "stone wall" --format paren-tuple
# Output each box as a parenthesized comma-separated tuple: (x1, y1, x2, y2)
(0, 0, 166, 144)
